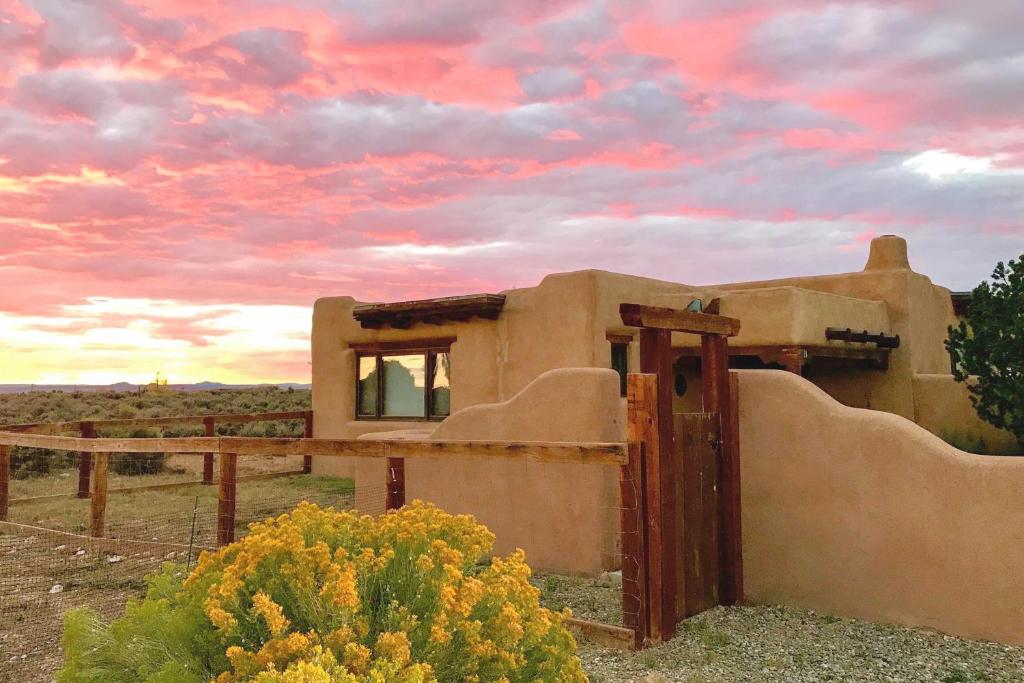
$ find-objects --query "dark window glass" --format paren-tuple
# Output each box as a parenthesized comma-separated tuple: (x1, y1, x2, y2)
(357, 356, 378, 416)
(382, 354, 426, 417)
(611, 342, 629, 396)
(431, 351, 451, 417)
(673, 357, 688, 397)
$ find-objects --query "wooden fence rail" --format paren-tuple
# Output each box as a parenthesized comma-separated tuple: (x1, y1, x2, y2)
(0, 427, 627, 549)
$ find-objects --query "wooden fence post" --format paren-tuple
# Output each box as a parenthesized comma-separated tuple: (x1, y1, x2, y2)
(202, 417, 215, 485)
(89, 452, 109, 537)
(638, 330, 678, 640)
(217, 452, 238, 546)
(0, 445, 9, 521)
(385, 457, 405, 510)
(303, 412, 313, 475)
(623, 373, 655, 647)
(77, 421, 95, 498)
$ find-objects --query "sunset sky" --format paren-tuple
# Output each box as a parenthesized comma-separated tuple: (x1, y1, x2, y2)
(1, 0, 1022, 385)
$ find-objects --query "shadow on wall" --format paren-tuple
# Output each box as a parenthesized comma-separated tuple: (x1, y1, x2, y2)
(737, 369, 1024, 646)
(913, 374, 1020, 456)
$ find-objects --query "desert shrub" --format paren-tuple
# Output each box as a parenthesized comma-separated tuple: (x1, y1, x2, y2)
(110, 451, 167, 475)
(106, 427, 168, 475)
(11, 447, 76, 478)
(59, 501, 587, 683)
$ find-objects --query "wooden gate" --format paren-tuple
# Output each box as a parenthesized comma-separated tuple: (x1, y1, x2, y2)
(675, 412, 721, 618)
(621, 303, 743, 645)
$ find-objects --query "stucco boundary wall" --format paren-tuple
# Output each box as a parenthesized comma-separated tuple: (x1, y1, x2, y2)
(353, 367, 626, 575)
(738, 369, 1024, 645)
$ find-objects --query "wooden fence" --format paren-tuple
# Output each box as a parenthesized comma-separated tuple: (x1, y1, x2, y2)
(4, 409, 314, 495)
(0, 353, 742, 653)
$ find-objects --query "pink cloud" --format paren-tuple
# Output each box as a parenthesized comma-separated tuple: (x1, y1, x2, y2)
(0, 0, 1020, 382)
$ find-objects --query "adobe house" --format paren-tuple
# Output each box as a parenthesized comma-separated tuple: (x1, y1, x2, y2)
(311, 234, 1014, 460)
(308, 234, 1024, 647)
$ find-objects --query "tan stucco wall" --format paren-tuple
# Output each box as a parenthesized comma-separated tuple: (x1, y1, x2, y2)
(686, 236, 960, 418)
(913, 374, 1020, 455)
(352, 368, 624, 574)
(738, 369, 1024, 645)
(675, 286, 891, 348)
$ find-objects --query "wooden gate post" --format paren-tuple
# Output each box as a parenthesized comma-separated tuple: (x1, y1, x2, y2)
(202, 417, 216, 485)
(701, 334, 743, 605)
(385, 457, 405, 510)
(638, 330, 678, 640)
(0, 445, 10, 521)
(303, 411, 314, 475)
(89, 452, 109, 537)
(723, 371, 744, 604)
(77, 421, 95, 498)
(623, 373, 655, 646)
(217, 452, 238, 546)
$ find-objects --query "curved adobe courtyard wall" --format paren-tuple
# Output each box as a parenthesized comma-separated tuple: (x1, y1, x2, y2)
(738, 369, 1024, 645)
(355, 367, 625, 575)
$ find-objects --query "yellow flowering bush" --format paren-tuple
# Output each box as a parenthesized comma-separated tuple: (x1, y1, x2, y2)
(59, 501, 588, 683)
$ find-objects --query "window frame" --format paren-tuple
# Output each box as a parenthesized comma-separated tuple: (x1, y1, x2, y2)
(607, 333, 633, 397)
(354, 341, 452, 421)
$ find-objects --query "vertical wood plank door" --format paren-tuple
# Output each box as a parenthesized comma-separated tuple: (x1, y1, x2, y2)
(674, 412, 722, 619)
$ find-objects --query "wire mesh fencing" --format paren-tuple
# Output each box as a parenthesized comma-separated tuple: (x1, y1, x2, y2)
(523, 456, 643, 651)
(0, 451, 385, 683)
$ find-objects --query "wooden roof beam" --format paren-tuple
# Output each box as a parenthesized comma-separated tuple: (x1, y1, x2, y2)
(620, 303, 741, 337)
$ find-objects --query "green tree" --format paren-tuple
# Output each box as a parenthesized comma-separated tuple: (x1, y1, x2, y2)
(946, 256, 1024, 444)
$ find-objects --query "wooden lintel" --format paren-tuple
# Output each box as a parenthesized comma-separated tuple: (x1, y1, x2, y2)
(620, 303, 740, 337)
(349, 337, 456, 353)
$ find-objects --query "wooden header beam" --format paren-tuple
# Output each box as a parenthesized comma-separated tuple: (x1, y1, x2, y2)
(0, 431, 627, 466)
(620, 303, 740, 337)
(673, 344, 890, 372)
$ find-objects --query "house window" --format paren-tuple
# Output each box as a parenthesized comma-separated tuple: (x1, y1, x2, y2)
(607, 335, 631, 397)
(355, 347, 451, 420)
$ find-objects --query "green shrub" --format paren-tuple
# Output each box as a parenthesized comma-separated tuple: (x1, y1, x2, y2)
(11, 447, 77, 478)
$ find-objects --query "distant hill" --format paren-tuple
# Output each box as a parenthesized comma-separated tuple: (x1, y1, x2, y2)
(0, 382, 311, 395)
